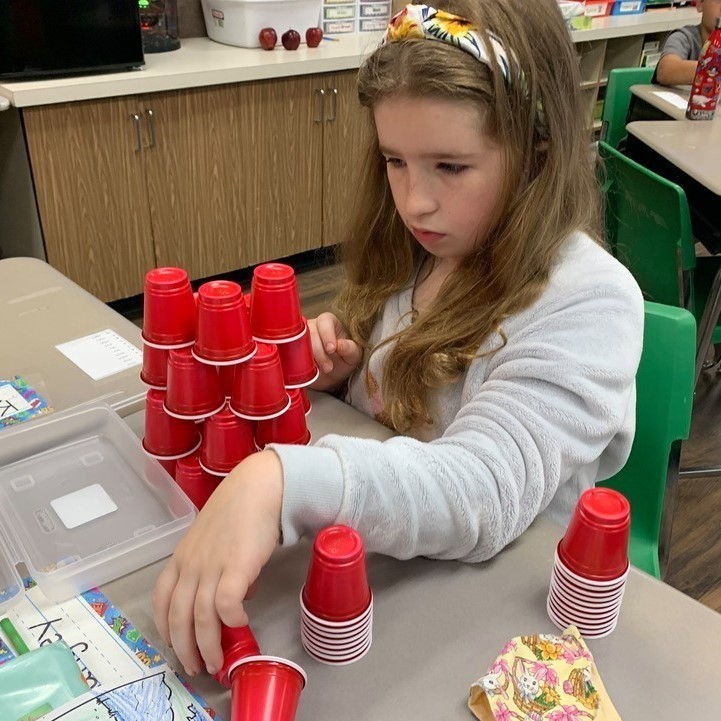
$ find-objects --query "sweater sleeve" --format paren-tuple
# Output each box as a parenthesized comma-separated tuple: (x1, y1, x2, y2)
(271, 270, 644, 562)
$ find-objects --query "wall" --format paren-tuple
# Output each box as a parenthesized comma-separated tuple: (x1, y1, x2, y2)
(178, 0, 207, 37)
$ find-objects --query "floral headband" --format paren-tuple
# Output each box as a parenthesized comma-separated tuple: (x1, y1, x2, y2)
(381, 4, 514, 84)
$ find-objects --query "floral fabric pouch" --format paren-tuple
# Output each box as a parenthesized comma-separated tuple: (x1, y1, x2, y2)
(468, 626, 622, 721)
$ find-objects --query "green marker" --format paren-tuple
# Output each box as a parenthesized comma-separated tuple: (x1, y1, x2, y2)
(0, 617, 30, 655)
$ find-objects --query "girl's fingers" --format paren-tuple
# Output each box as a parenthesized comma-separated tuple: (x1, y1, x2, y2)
(336, 338, 363, 368)
(193, 570, 224, 675)
(215, 569, 250, 629)
(309, 319, 333, 374)
(167, 574, 203, 675)
(315, 313, 341, 354)
(152, 562, 179, 647)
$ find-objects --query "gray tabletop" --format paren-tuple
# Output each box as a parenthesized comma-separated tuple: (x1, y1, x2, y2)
(630, 83, 692, 121)
(109, 392, 721, 721)
(626, 118, 721, 195)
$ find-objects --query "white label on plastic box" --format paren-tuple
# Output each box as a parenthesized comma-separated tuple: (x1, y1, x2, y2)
(618, 1, 642, 10)
(50, 484, 118, 530)
(324, 4, 356, 19)
(0, 383, 32, 420)
(55, 329, 142, 381)
(323, 20, 357, 33)
(360, 2, 390, 17)
(360, 18, 389, 31)
(584, 3, 608, 16)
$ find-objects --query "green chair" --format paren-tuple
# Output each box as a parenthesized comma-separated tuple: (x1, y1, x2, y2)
(599, 141, 721, 372)
(600, 66, 655, 149)
(598, 302, 695, 579)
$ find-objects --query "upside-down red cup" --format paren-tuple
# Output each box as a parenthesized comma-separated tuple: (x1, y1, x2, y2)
(230, 656, 306, 721)
(143, 389, 201, 457)
(164, 347, 225, 419)
(276, 320, 319, 388)
(175, 452, 222, 511)
(299, 388, 311, 416)
(157, 457, 177, 479)
(193, 280, 256, 364)
(214, 624, 261, 688)
(200, 406, 256, 475)
(302, 525, 371, 622)
(255, 389, 310, 448)
(218, 364, 237, 399)
(140, 343, 169, 388)
(230, 343, 290, 420)
(250, 263, 305, 343)
(557, 488, 631, 581)
(142, 267, 196, 347)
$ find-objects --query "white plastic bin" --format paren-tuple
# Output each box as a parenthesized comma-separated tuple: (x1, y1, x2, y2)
(202, 0, 323, 48)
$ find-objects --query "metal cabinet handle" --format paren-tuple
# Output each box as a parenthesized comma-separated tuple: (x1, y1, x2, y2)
(314, 89, 325, 124)
(144, 108, 156, 148)
(131, 113, 142, 152)
(326, 88, 338, 123)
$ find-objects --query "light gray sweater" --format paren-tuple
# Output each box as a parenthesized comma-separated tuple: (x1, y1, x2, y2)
(271, 232, 644, 562)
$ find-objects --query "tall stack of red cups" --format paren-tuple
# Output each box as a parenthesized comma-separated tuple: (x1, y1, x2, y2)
(547, 488, 631, 639)
(214, 623, 307, 721)
(139, 264, 317, 510)
(300, 526, 373, 665)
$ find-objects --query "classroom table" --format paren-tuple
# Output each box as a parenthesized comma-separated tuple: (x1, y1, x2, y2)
(2, 258, 721, 719)
(629, 83, 691, 121)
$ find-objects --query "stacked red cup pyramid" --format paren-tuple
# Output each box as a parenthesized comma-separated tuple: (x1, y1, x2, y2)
(215, 623, 307, 721)
(547, 488, 631, 639)
(300, 526, 373, 665)
(140, 264, 317, 510)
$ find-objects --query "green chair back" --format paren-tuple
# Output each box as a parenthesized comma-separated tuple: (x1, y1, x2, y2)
(598, 302, 695, 578)
(599, 141, 696, 309)
(601, 66, 655, 149)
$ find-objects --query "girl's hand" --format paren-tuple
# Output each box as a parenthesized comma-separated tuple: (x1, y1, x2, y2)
(308, 312, 363, 392)
(152, 450, 283, 677)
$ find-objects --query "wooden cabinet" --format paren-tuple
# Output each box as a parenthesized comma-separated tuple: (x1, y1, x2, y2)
(21, 70, 369, 302)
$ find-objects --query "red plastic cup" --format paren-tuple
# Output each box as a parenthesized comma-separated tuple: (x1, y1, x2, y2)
(255, 390, 310, 448)
(175, 452, 222, 511)
(214, 624, 261, 688)
(200, 406, 256, 474)
(143, 390, 201, 457)
(157, 457, 177, 479)
(299, 388, 311, 416)
(276, 321, 319, 388)
(193, 281, 256, 364)
(218, 364, 237, 399)
(164, 347, 225, 419)
(302, 525, 371, 622)
(230, 343, 290, 420)
(230, 656, 306, 721)
(558, 488, 631, 581)
(140, 343, 169, 388)
(142, 267, 196, 347)
(250, 264, 305, 342)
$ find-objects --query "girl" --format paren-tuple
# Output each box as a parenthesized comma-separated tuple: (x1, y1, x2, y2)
(153, 0, 644, 677)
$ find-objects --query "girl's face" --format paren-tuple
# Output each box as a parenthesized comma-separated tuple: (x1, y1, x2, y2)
(374, 95, 506, 268)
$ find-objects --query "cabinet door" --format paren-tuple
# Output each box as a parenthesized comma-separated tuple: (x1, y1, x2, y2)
(23, 98, 155, 301)
(322, 71, 373, 247)
(142, 77, 323, 281)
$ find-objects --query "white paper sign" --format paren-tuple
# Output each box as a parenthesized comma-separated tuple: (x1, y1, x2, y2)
(652, 90, 690, 111)
(0, 383, 32, 420)
(56, 330, 142, 381)
(51, 484, 119, 529)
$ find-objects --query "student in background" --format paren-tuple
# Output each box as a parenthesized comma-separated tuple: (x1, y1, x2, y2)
(655, 0, 721, 85)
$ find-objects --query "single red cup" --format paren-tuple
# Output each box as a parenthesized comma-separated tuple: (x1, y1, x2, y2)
(250, 264, 305, 342)
(218, 364, 237, 399)
(214, 624, 261, 688)
(175, 452, 221, 510)
(299, 388, 311, 416)
(164, 347, 225, 419)
(230, 343, 290, 420)
(230, 656, 306, 721)
(276, 321, 319, 388)
(255, 389, 310, 448)
(143, 390, 201, 457)
(193, 281, 256, 364)
(558, 488, 631, 581)
(302, 525, 371, 622)
(140, 343, 169, 388)
(200, 406, 256, 474)
(142, 267, 196, 347)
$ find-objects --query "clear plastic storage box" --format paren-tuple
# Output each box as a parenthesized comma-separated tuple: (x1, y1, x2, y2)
(0, 403, 196, 612)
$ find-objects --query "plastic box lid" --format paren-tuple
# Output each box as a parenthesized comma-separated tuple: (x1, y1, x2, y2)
(0, 402, 196, 611)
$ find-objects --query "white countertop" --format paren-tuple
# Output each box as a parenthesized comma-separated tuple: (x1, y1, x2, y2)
(0, 8, 699, 108)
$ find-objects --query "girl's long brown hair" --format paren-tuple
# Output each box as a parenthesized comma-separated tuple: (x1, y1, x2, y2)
(335, 0, 602, 433)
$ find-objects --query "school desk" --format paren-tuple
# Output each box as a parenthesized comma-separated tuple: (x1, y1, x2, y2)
(1, 257, 719, 719)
